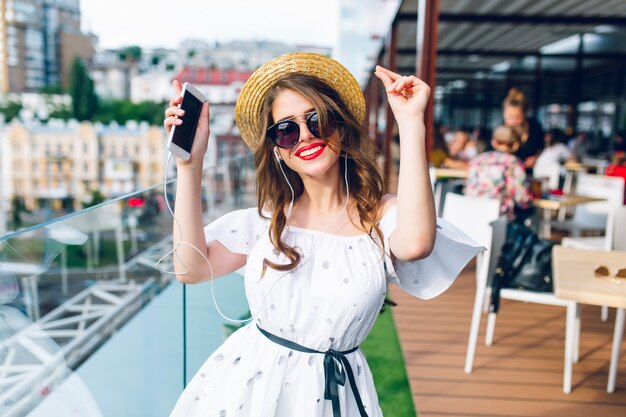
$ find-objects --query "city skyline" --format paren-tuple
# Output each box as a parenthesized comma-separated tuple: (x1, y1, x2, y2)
(80, 0, 339, 51)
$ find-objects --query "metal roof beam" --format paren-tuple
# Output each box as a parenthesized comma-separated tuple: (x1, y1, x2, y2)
(396, 12, 626, 26)
(397, 47, 626, 59)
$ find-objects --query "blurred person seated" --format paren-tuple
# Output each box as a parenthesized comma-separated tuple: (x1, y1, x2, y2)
(465, 125, 534, 221)
(502, 88, 544, 171)
(611, 130, 626, 153)
(471, 127, 491, 153)
(444, 128, 477, 170)
(430, 130, 450, 168)
(567, 131, 590, 162)
(606, 150, 626, 204)
(534, 128, 576, 176)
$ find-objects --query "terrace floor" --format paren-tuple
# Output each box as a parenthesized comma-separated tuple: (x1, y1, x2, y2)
(393, 264, 626, 417)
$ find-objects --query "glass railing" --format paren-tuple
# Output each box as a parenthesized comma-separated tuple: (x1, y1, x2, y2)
(0, 156, 255, 417)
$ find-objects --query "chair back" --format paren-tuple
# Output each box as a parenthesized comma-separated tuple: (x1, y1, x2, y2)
(443, 193, 501, 248)
(572, 174, 625, 229)
(486, 216, 508, 287)
(610, 206, 626, 251)
(442, 193, 501, 288)
(533, 164, 561, 190)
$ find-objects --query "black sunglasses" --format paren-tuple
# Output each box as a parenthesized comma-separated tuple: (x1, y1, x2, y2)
(594, 265, 626, 283)
(266, 111, 338, 149)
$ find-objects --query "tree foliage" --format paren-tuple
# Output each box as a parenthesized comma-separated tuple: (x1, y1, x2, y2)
(69, 57, 98, 121)
(119, 46, 142, 63)
(93, 99, 165, 126)
(0, 101, 23, 122)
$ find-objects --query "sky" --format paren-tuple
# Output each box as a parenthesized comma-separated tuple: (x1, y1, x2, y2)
(80, 0, 339, 50)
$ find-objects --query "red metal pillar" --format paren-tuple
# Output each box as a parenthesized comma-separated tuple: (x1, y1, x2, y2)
(416, 0, 439, 156)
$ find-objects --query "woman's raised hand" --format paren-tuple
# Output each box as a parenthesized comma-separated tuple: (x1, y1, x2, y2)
(374, 66, 430, 123)
(163, 80, 210, 169)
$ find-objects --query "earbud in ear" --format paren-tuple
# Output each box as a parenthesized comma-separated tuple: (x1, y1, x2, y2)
(274, 148, 281, 162)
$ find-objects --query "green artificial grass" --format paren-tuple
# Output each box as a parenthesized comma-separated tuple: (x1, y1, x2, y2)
(361, 306, 417, 417)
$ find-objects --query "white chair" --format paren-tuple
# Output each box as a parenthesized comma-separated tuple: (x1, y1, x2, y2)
(441, 193, 501, 374)
(562, 205, 626, 252)
(551, 174, 625, 238)
(533, 163, 561, 191)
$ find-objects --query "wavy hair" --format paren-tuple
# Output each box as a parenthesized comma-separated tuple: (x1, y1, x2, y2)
(253, 74, 385, 275)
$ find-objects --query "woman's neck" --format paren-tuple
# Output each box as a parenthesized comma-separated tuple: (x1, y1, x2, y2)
(297, 181, 348, 215)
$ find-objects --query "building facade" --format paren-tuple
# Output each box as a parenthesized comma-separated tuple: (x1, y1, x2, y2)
(0, 0, 93, 93)
(2, 120, 166, 210)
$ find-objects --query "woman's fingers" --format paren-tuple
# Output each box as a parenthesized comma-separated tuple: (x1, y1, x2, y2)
(165, 106, 185, 118)
(374, 68, 394, 89)
(173, 79, 183, 95)
(169, 81, 184, 107)
(164, 116, 183, 126)
(163, 116, 182, 135)
(169, 95, 182, 107)
(375, 65, 402, 81)
(387, 75, 429, 97)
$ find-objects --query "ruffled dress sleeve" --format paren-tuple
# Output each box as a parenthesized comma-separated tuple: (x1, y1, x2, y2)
(378, 205, 485, 299)
(203, 207, 268, 256)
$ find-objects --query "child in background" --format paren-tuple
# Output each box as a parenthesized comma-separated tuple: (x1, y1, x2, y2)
(465, 126, 533, 221)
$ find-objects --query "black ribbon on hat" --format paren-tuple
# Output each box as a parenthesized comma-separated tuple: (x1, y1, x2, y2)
(257, 325, 368, 417)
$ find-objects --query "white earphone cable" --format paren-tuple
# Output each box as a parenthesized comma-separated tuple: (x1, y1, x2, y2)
(156, 149, 351, 323)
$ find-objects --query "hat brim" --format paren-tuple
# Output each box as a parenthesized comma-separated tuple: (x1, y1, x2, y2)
(235, 52, 365, 152)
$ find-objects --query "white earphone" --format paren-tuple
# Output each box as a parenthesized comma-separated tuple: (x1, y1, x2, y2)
(274, 147, 281, 162)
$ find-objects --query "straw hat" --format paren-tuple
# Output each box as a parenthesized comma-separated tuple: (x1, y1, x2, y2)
(235, 52, 365, 151)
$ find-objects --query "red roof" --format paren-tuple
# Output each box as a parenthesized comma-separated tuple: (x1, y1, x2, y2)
(172, 67, 254, 86)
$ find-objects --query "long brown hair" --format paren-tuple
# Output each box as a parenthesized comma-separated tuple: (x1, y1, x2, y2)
(253, 74, 385, 275)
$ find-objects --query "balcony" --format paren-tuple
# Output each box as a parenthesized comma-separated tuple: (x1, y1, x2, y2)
(3, 155, 626, 417)
(0, 158, 258, 416)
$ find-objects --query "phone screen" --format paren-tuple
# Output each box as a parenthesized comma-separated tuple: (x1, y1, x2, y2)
(171, 89, 203, 153)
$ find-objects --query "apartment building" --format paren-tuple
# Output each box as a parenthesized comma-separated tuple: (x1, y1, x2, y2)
(2, 120, 166, 210)
(0, 0, 93, 93)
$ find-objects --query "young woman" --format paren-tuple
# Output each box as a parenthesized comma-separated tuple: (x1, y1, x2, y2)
(164, 53, 481, 417)
(502, 87, 544, 171)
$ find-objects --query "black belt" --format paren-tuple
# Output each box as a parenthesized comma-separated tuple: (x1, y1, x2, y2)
(256, 325, 368, 417)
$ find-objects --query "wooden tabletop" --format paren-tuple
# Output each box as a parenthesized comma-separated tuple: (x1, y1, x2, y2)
(433, 168, 468, 179)
(533, 193, 605, 210)
(564, 162, 589, 172)
(552, 245, 626, 309)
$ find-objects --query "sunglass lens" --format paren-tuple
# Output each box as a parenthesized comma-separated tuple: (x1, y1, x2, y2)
(594, 266, 610, 277)
(306, 112, 321, 137)
(274, 121, 299, 148)
(306, 112, 337, 138)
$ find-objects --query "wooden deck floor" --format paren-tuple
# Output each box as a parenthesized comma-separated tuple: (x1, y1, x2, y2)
(392, 264, 626, 417)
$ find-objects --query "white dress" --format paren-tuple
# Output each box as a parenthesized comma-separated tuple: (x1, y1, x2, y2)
(169, 205, 482, 417)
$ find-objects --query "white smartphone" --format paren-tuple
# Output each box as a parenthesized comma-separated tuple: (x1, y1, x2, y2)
(167, 82, 206, 161)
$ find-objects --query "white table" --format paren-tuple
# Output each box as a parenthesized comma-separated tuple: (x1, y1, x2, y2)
(552, 245, 626, 393)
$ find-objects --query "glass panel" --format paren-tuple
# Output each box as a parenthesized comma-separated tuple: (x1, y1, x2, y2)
(183, 157, 255, 384)
(0, 156, 255, 416)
